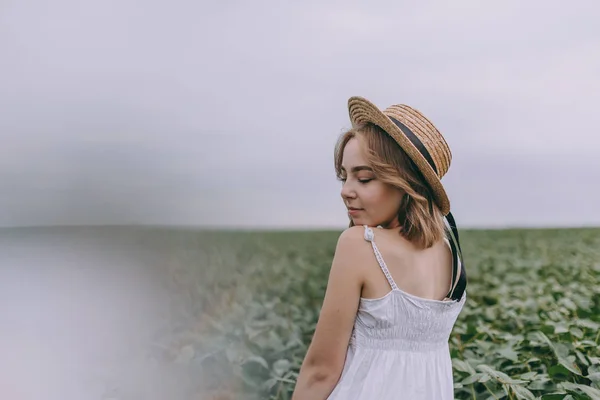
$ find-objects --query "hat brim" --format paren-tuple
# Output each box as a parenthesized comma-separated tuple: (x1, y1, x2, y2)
(347, 96, 451, 215)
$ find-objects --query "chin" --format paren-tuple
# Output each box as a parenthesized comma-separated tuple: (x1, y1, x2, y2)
(350, 217, 365, 225)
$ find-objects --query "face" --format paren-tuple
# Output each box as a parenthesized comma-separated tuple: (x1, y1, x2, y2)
(340, 137, 404, 228)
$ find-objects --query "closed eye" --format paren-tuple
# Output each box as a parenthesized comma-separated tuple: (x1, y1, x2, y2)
(337, 176, 372, 184)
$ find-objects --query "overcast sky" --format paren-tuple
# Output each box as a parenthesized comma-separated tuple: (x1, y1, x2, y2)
(1, 0, 599, 229)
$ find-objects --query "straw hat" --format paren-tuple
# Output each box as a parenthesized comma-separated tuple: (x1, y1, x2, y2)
(347, 96, 453, 215)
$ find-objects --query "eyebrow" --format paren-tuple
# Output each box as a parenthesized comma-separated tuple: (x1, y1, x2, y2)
(340, 165, 373, 173)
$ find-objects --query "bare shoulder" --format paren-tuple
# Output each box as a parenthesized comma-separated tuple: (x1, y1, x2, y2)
(334, 226, 372, 263)
(329, 225, 375, 282)
(336, 225, 367, 249)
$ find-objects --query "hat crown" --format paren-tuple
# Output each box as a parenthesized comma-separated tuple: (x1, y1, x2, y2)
(382, 104, 452, 179)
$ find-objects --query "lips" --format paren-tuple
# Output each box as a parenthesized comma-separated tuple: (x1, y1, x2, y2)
(347, 207, 363, 215)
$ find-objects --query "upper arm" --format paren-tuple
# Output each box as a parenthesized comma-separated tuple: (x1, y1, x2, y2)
(299, 226, 367, 377)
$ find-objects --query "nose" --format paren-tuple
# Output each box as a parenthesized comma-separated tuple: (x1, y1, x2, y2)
(340, 180, 356, 200)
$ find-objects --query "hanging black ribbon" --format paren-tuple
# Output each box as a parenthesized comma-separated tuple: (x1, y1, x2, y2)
(388, 116, 467, 302)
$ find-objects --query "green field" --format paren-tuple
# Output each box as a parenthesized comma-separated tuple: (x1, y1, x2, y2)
(150, 227, 600, 400)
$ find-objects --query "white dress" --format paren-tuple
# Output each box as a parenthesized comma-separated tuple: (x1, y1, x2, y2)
(326, 226, 467, 400)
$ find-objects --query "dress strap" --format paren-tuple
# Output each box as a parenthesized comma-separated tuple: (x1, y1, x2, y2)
(363, 225, 398, 291)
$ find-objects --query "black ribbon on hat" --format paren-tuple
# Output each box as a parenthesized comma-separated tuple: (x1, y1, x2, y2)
(388, 116, 467, 302)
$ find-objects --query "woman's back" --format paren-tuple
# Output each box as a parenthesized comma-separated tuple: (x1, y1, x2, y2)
(359, 225, 455, 302)
(326, 226, 467, 400)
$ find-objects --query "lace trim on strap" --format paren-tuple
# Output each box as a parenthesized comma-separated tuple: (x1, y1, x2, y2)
(363, 225, 399, 291)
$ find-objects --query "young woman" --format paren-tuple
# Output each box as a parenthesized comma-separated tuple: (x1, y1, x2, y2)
(292, 96, 468, 400)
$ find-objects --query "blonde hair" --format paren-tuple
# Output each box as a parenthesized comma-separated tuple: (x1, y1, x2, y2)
(334, 122, 447, 249)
